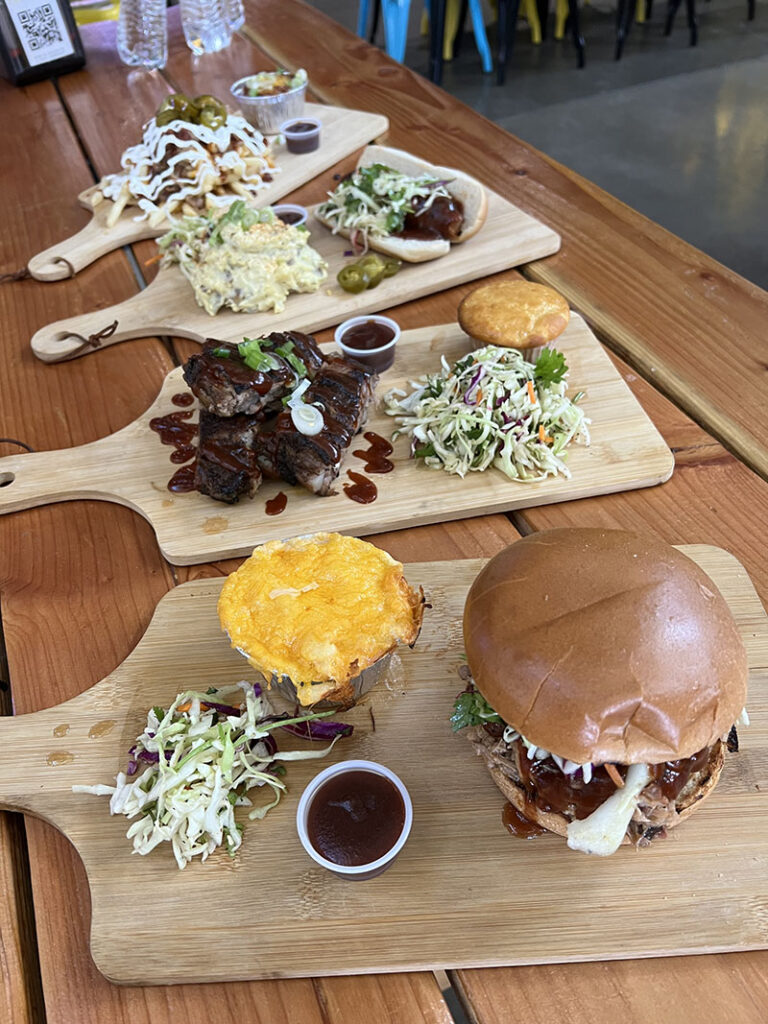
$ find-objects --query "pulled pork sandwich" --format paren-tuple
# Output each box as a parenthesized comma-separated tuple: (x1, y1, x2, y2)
(453, 528, 749, 856)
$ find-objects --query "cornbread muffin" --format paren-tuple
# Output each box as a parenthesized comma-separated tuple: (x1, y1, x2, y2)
(458, 280, 570, 349)
(218, 533, 425, 706)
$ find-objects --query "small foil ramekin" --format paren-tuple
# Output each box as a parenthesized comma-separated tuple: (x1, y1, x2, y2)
(250, 650, 394, 709)
(230, 77, 307, 135)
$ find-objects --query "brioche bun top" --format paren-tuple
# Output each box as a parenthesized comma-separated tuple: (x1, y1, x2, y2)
(463, 529, 748, 765)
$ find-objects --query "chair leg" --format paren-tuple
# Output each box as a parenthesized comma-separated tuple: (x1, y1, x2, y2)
(747, 0, 755, 19)
(537, 0, 549, 39)
(615, 0, 635, 57)
(468, 0, 494, 71)
(646, 0, 653, 17)
(369, 0, 381, 42)
(452, 0, 469, 56)
(497, 0, 522, 84)
(664, 0, 682, 35)
(357, 0, 370, 38)
(566, 0, 585, 66)
(430, 0, 447, 84)
(685, 0, 697, 43)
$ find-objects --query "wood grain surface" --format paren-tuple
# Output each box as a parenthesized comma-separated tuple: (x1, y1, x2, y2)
(26, 103, 389, 281)
(2, 3, 768, 1022)
(0, 23, 453, 1023)
(3, 318, 672, 563)
(239, 0, 768, 482)
(0, 548, 764, 984)
(29, 187, 560, 361)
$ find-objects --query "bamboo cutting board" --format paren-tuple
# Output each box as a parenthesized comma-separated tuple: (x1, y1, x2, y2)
(30, 188, 560, 362)
(25, 103, 389, 282)
(3, 317, 672, 565)
(0, 547, 765, 985)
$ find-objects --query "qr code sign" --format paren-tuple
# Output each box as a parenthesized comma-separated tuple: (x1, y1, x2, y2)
(18, 3, 63, 50)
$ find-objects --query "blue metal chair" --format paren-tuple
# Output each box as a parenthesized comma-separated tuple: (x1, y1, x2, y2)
(357, 0, 493, 73)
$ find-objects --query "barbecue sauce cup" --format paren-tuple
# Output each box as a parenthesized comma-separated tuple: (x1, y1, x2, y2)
(297, 760, 413, 879)
(335, 315, 400, 373)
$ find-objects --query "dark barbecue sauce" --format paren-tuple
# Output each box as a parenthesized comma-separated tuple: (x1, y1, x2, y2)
(168, 464, 197, 493)
(277, 211, 305, 226)
(171, 392, 195, 407)
(502, 802, 548, 839)
(513, 738, 713, 821)
(265, 491, 288, 515)
(343, 471, 377, 504)
(307, 770, 405, 866)
(149, 410, 197, 448)
(342, 320, 395, 350)
(396, 195, 465, 242)
(149, 410, 199, 492)
(352, 432, 394, 474)
(287, 121, 316, 133)
(651, 746, 712, 801)
(340, 321, 397, 372)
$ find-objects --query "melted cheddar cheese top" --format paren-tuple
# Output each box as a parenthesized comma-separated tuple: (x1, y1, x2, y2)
(218, 533, 422, 693)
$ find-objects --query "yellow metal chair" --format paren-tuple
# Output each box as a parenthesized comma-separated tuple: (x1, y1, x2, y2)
(422, 0, 542, 59)
(71, 0, 120, 25)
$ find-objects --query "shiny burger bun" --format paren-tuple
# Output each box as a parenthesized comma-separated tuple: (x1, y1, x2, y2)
(463, 528, 748, 767)
(457, 280, 570, 349)
(315, 144, 488, 263)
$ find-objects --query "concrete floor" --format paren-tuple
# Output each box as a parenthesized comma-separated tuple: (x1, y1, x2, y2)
(307, 0, 768, 289)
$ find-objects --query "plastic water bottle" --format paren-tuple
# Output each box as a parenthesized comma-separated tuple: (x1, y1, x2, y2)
(116, 0, 167, 69)
(178, 0, 232, 54)
(223, 0, 245, 32)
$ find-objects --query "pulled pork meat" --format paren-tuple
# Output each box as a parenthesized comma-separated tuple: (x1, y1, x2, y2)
(468, 724, 727, 849)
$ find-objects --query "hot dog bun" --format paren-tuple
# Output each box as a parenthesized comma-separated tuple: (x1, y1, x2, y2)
(315, 144, 488, 263)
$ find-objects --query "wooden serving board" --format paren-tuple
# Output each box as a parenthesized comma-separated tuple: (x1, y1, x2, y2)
(30, 185, 560, 362)
(0, 548, 765, 985)
(4, 317, 672, 565)
(25, 103, 389, 282)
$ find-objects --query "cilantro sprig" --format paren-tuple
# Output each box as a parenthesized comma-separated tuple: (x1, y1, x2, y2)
(533, 348, 568, 386)
(450, 688, 503, 732)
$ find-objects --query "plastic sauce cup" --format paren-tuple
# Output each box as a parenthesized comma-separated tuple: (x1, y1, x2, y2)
(271, 204, 308, 227)
(296, 760, 413, 880)
(335, 315, 401, 373)
(280, 117, 321, 154)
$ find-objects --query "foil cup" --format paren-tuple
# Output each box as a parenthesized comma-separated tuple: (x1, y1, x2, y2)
(230, 77, 307, 135)
(249, 650, 394, 709)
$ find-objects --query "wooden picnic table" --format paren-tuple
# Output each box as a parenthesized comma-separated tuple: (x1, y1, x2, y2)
(1, 1, 767, 1021)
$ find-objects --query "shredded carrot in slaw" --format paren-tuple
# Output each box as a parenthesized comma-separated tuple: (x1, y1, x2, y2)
(605, 763, 625, 788)
(526, 380, 536, 404)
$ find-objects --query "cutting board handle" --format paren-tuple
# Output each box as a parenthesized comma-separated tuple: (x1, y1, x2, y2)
(0, 709, 78, 817)
(29, 275, 179, 362)
(27, 202, 162, 282)
(0, 439, 119, 512)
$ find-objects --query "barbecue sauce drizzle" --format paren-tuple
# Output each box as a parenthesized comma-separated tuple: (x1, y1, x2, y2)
(149, 410, 199, 490)
(343, 471, 377, 504)
(265, 491, 287, 515)
(498, 730, 715, 824)
(352, 432, 394, 473)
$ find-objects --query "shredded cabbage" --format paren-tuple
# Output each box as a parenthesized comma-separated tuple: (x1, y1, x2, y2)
(383, 345, 590, 482)
(317, 163, 453, 248)
(72, 682, 345, 869)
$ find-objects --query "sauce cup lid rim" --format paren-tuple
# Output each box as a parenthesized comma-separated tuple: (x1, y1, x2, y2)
(280, 117, 322, 134)
(296, 759, 413, 875)
(335, 316, 401, 355)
